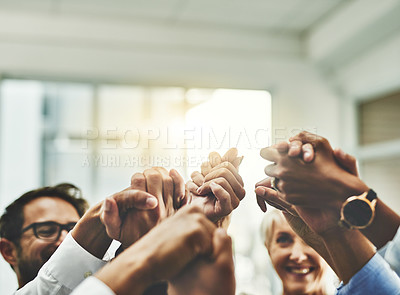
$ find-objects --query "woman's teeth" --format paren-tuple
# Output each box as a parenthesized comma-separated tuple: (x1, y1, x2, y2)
(286, 267, 313, 274)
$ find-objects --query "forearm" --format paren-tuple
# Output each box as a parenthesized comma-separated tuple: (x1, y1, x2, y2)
(95, 253, 150, 295)
(321, 227, 375, 284)
(361, 199, 400, 249)
(72, 202, 112, 259)
(335, 176, 400, 248)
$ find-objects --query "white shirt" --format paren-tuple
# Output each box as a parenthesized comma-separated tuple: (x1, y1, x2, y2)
(379, 226, 400, 276)
(15, 233, 108, 295)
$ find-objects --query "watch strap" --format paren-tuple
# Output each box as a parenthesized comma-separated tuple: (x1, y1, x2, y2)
(366, 189, 377, 202)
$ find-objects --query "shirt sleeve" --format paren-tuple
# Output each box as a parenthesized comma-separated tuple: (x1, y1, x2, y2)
(336, 253, 400, 295)
(15, 233, 108, 295)
(71, 277, 115, 295)
(378, 226, 400, 276)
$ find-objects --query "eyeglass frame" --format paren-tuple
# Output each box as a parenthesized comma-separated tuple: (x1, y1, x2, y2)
(20, 221, 77, 241)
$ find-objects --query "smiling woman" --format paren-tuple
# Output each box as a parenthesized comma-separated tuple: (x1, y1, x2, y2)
(261, 209, 332, 295)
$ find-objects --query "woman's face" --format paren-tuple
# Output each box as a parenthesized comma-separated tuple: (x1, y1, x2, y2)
(267, 220, 326, 294)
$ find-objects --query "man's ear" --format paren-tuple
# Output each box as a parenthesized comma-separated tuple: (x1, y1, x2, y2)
(0, 238, 18, 267)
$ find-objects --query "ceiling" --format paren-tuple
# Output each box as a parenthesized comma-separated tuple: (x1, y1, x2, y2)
(0, 0, 349, 34)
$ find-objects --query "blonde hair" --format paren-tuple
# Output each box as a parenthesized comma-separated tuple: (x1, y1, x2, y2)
(260, 208, 286, 250)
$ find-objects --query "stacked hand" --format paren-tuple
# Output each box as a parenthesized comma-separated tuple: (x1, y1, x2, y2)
(95, 206, 236, 295)
(187, 148, 245, 223)
(100, 167, 184, 248)
(255, 132, 368, 236)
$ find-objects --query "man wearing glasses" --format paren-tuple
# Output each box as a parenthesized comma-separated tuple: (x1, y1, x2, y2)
(0, 183, 88, 289)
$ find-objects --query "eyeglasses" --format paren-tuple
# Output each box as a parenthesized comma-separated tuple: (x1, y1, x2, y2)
(21, 221, 77, 241)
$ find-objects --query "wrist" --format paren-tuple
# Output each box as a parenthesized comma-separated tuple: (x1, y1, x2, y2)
(340, 175, 369, 199)
(96, 252, 150, 295)
(72, 202, 112, 259)
(331, 174, 369, 209)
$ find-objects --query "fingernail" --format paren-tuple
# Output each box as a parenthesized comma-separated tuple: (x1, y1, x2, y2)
(104, 198, 112, 212)
(337, 148, 345, 157)
(304, 151, 311, 161)
(146, 197, 158, 208)
(255, 187, 266, 197)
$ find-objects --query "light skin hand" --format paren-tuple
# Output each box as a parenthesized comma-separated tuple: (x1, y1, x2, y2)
(95, 206, 217, 295)
(169, 228, 235, 295)
(101, 167, 184, 248)
(187, 149, 245, 223)
(71, 188, 158, 259)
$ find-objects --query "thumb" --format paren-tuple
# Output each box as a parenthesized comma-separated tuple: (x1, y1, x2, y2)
(112, 189, 158, 213)
(333, 148, 359, 176)
(100, 197, 121, 240)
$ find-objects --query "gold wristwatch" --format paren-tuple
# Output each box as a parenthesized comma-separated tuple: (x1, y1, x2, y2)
(338, 189, 377, 229)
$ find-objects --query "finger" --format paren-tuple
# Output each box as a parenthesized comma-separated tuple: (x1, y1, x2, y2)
(231, 156, 244, 169)
(197, 168, 246, 200)
(191, 171, 205, 187)
(289, 131, 320, 146)
(131, 173, 147, 191)
(302, 143, 315, 162)
(289, 131, 332, 152)
(209, 182, 233, 216)
(288, 140, 302, 157)
(333, 148, 359, 176)
(222, 148, 238, 163)
(201, 161, 213, 176)
(170, 169, 186, 209)
(111, 189, 158, 212)
(206, 161, 244, 186)
(260, 147, 280, 162)
(100, 197, 121, 240)
(256, 194, 267, 212)
(255, 186, 297, 216)
(209, 152, 222, 168)
(200, 178, 241, 208)
(264, 163, 279, 177)
(255, 177, 271, 188)
(144, 168, 164, 206)
(154, 167, 174, 210)
(201, 169, 245, 201)
(186, 180, 199, 194)
(276, 141, 290, 154)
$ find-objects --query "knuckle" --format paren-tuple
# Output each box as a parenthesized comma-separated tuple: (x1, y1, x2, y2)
(146, 170, 161, 181)
(215, 177, 228, 187)
(132, 177, 145, 187)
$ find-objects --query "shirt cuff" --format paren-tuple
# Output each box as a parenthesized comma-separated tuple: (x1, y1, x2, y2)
(40, 232, 108, 291)
(71, 277, 115, 295)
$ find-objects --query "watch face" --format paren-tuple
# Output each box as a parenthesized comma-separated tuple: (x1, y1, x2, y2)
(343, 199, 373, 227)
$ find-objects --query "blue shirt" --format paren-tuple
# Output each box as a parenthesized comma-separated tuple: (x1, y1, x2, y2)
(379, 226, 400, 276)
(336, 253, 400, 295)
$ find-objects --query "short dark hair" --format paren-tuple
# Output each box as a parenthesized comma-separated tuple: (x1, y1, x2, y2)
(0, 183, 89, 243)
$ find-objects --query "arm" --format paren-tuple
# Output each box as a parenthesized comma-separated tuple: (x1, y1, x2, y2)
(100, 167, 182, 249)
(287, 132, 400, 249)
(168, 228, 235, 295)
(72, 188, 158, 258)
(93, 206, 217, 295)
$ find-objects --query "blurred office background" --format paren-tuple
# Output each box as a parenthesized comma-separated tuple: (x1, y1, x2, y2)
(0, 0, 400, 294)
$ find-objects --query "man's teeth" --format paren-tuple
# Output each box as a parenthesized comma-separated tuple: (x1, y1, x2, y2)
(288, 267, 311, 274)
